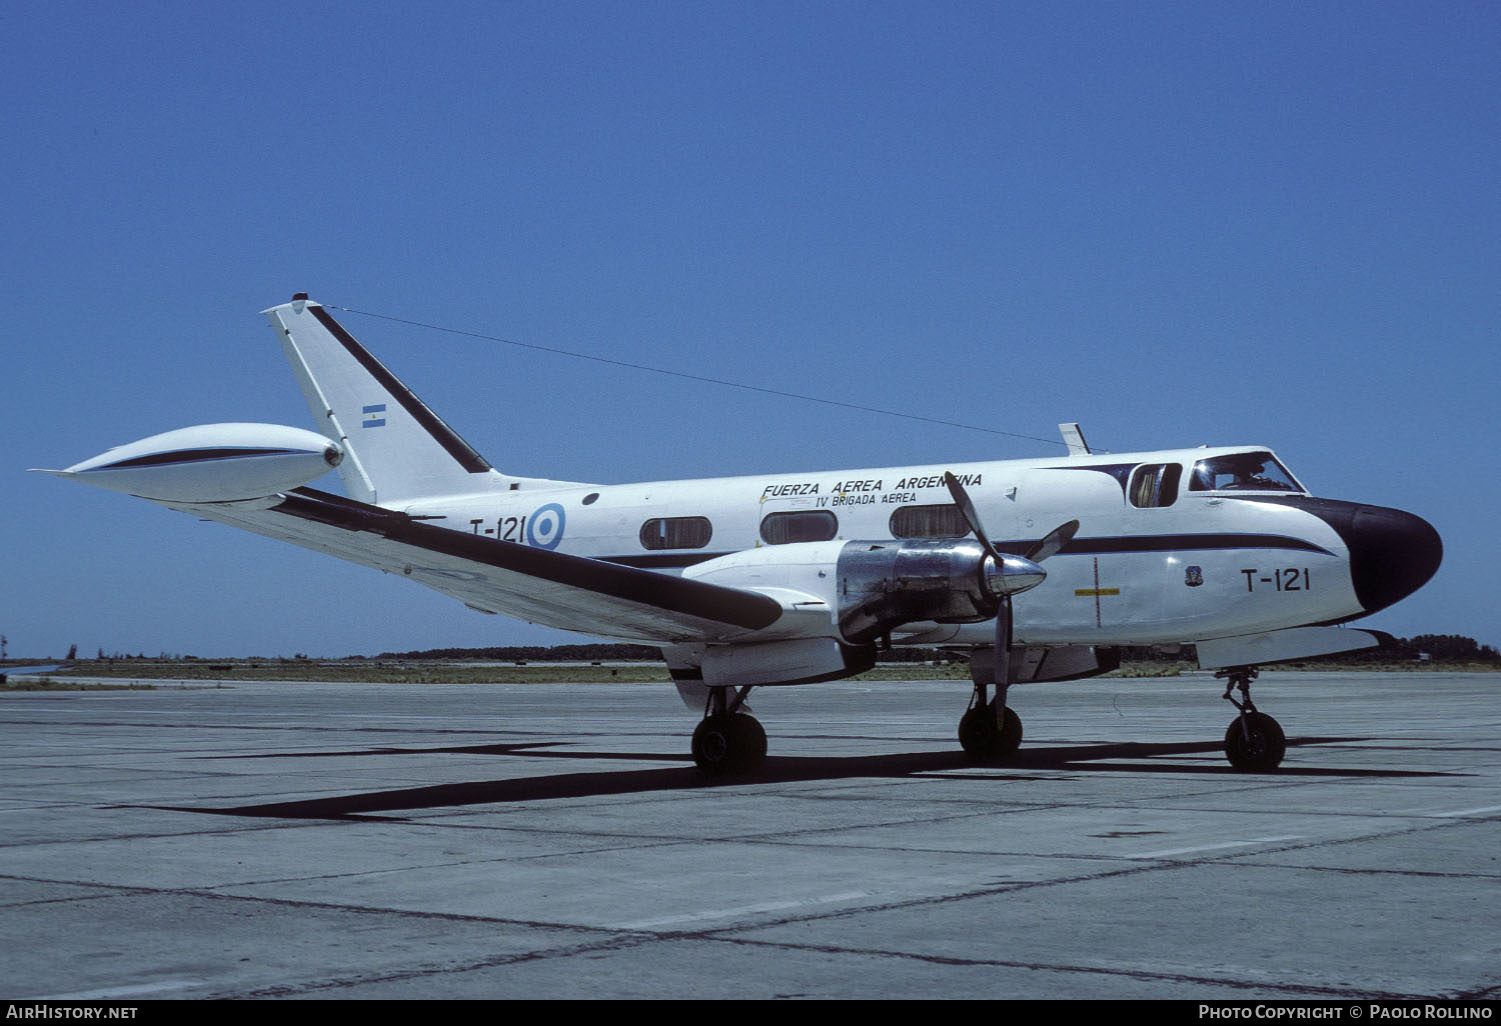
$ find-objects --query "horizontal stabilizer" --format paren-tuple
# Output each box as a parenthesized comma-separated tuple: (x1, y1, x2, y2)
(0, 664, 73, 678)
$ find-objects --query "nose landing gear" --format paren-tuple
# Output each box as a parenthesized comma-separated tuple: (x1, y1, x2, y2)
(1217, 667, 1286, 771)
(958, 681, 1023, 760)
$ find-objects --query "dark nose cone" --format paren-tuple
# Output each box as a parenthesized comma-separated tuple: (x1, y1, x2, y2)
(1246, 496, 1442, 616)
(1345, 505, 1443, 615)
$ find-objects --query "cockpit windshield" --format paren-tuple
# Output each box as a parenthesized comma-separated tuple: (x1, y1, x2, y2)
(1189, 451, 1304, 493)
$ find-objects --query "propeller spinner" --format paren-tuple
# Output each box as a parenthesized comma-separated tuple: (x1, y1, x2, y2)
(943, 472, 1078, 690)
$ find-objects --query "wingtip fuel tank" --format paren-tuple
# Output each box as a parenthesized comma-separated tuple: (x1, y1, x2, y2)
(34, 423, 343, 503)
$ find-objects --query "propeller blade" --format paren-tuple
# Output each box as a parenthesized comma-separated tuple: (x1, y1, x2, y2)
(1026, 519, 1080, 563)
(993, 594, 1012, 689)
(944, 471, 997, 557)
(947, 470, 1050, 599)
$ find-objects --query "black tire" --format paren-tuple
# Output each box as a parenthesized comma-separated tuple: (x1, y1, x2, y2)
(1224, 712, 1286, 771)
(692, 714, 736, 774)
(732, 714, 768, 768)
(958, 704, 1023, 760)
(692, 713, 766, 774)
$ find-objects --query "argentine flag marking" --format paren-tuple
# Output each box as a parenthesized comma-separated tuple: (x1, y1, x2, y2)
(362, 404, 387, 428)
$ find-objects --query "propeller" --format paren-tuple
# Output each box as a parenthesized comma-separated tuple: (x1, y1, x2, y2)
(943, 473, 1078, 695)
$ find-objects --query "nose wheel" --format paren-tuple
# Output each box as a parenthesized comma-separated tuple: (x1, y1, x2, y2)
(1217, 667, 1286, 771)
(958, 683, 1023, 760)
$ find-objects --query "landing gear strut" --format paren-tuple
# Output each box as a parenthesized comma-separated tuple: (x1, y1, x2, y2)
(958, 681, 1023, 760)
(691, 686, 766, 775)
(1217, 666, 1286, 771)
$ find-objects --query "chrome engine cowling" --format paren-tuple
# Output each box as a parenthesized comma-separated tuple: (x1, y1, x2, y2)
(834, 539, 1044, 644)
(685, 539, 1046, 647)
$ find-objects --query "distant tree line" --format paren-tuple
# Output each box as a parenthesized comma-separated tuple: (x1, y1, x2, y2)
(370, 643, 965, 663)
(371, 643, 663, 661)
(370, 635, 1500, 665)
(15, 634, 1491, 665)
(1119, 634, 1500, 665)
(1370, 634, 1500, 663)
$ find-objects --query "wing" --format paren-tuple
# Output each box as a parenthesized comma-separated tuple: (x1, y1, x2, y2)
(167, 487, 784, 644)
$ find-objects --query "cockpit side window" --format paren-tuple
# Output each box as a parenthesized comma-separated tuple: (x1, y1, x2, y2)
(1189, 452, 1303, 493)
(1129, 463, 1182, 508)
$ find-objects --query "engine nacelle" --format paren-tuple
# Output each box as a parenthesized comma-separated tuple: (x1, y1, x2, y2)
(835, 539, 1044, 644)
(38, 423, 343, 502)
(684, 539, 1046, 646)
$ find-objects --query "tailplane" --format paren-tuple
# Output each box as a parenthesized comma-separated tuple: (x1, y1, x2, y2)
(265, 296, 556, 505)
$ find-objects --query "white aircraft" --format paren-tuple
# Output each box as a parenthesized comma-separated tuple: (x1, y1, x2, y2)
(38, 295, 1443, 774)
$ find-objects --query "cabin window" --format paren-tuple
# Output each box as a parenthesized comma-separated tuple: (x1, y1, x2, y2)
(1129, 464, 1183, 508)
(759, 510, 838, 545)
(639, 516, 713, 550)
(889, 504, 972, 538)
(1189, 452, 1302, 493)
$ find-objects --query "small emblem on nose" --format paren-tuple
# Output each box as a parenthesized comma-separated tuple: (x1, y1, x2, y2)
(1185, 565, 1203, 587)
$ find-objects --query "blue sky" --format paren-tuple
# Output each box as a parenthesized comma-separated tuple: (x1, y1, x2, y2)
(5, 1, 1497, 658)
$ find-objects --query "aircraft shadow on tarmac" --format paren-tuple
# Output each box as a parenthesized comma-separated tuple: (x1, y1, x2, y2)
(152, 737, 1462, 821)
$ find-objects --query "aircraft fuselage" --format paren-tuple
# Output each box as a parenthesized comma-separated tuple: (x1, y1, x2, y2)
(392, 445, 1439, 651)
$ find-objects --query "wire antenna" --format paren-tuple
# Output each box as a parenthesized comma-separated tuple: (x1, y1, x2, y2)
(328, 305, 1067, 449)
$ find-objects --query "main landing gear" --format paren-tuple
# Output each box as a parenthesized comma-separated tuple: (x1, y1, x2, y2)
(1217, 666, 1286, 771)
(692, 686, 766, 775)
(958, 680, 1023, 760)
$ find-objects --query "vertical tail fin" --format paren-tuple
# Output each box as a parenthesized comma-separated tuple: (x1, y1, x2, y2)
(264, 296, 505, 505)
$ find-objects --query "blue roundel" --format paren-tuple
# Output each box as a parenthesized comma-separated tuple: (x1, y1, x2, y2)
(526, 503, 566, 550)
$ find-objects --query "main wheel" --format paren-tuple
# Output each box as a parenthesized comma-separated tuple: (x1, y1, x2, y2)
(692, 713, 766, 775)
(958, 704, 1023, 760)
(733, 713, 768, 766)
(1224, 712, 1286, 771)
